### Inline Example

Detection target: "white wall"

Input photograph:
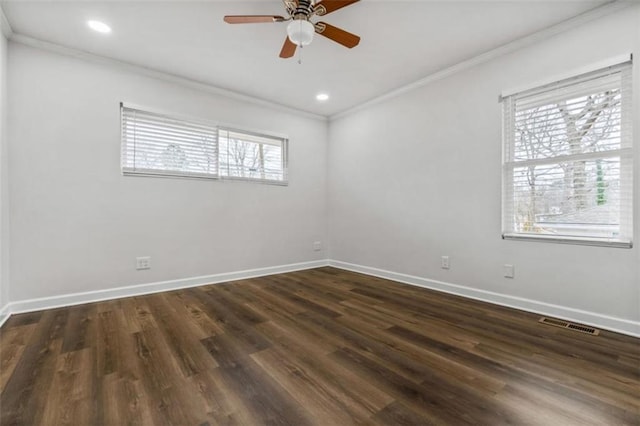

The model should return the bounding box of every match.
[0,26,8,314]
[8,42,328,302]
[328,6,640,325]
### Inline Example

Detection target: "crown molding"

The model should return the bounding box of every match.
[9,33,327,122]
[0,3,13,38]
[330,0,634,121]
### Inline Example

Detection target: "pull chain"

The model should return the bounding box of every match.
[298,45,303,65]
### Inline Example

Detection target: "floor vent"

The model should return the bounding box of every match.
[539,317,600,335]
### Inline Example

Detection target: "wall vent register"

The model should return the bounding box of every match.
[539,317,600,336]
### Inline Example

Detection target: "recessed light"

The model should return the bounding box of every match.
[316,93,329,101]
[87,20,112,34]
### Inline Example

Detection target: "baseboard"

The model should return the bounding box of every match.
[4,259,329,319]
[3,258,638,338]
[0,303,10,328]
[328,260,640,338]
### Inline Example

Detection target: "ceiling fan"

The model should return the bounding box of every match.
[224,0,361,58]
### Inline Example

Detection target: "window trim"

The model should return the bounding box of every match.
[502,233,633,249]
[120,103,289,185]
[500,60,633,248]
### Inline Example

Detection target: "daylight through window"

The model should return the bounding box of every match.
[219,129,287,182]
[121,105,288,184]
[501,60,633,247]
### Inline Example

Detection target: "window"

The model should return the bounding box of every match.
[121,105,288,184]
[219,128,287,182]
[121,106,219,179]
[501,60,633,247]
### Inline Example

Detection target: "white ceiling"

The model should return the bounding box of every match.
[1,0,610,117]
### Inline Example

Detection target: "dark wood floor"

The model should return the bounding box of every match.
[1,267,638,425]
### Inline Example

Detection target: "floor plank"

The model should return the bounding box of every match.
[1,267,638,425]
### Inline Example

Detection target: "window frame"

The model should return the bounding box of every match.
[120,103,289,185]
[217,126,289,185]
[500,59,633,248]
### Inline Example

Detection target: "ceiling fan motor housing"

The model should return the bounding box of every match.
[293,0,315,18]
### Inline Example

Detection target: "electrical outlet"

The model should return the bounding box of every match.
[503,264,514,278]
[313,241,322,251]
[441,256,450,269]
[136,256,151,270]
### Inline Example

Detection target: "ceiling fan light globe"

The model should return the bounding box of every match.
[286,19,314,46]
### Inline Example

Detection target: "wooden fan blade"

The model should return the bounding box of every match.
[279,37,297,58]
[315,22,360,48]
[314,0,359,16]
[223,15,286,24]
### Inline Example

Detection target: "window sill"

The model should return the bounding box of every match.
[122,170,288,186]
[502,233,633,249]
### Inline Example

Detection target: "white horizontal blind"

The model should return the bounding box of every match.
[502,61,633,247]
[121,106,288,184]
[219,128,287,183]
[122,106,219,178]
